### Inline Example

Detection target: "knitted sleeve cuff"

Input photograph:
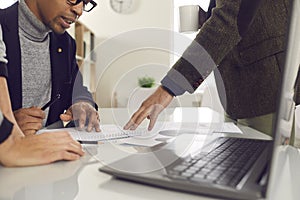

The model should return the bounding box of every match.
[0,62,8,78]
[0,115,13,144]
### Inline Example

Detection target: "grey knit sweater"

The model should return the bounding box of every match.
[19,0,52,124]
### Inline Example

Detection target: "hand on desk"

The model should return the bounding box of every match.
[14,107,45,136]
[0,131,85,167]
[60,101,101,132]
[124,86,174,131]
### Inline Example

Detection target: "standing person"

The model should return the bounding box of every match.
[0,0,100,135]
[124,0,292,135]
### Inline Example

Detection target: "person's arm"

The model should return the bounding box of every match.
[0,78,85,167]
[162,0,263,95]
[125,0,263,130]
[161,0,241,96]
[0,25,9,83]
[0,129,85,167]
[125,0,241,130]
[0,77,23,135]
[0,111,13,144]
[59,37,100,132]
[0,31,85,167]
[0,112,3,124]
[1,25,25,140]
[0,25,7,65]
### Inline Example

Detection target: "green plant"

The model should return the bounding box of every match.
[138,76,155,88]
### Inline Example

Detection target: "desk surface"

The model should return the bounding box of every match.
[0,107,299,200]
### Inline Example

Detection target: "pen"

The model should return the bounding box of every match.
[78,140,99,145]
[41,94,61,111]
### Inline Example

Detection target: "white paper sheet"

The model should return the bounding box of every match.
[37,122,241,147]
[151,122,242,135]
[37,124,148,142]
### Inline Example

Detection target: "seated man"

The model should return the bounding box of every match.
[0,3,84,167]
[0,77,85,167]
[0,0,100,135]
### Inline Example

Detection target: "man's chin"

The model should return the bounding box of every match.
[48,24,67,35]
[52,28,66,35]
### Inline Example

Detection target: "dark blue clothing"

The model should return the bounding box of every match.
[0,3,96,126]
[0,113,13,144]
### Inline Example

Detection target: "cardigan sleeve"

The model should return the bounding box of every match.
[69,38,98,110]
[0,111,3,125]
[0,25,8,64]
[161,0,263,96]
[0,111,13,144]
[0,25,8,78]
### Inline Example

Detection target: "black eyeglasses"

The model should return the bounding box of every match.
[67,0,97,12]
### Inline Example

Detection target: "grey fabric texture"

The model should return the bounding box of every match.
[0,25,7,64]
[162,0,291,119]
[19,0,51,124]
[0,110,3,125]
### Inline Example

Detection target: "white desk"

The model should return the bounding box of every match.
[0,107,299,200]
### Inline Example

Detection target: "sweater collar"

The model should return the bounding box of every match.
[18,0,51,42]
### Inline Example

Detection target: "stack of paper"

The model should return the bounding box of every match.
[37,122,242,147]
[37,124,147,142]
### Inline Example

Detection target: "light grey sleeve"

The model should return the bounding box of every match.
[161,74,187,96]
[0,110,3,125]
[0,25,8,64]
[0,25,6,125]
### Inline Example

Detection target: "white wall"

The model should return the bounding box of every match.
[79,0,173,39]
[77,0,222,112]
[78,0,173,107]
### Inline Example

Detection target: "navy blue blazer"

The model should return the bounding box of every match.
[0,3,96,126]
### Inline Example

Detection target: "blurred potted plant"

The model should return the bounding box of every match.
[138,76,155,88]
[127,76,156,113]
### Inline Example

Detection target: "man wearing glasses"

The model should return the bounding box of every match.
[0,0,100,135]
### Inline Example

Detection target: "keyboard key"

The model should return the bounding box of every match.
[172,165,187,172]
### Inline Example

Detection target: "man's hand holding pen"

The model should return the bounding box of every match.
[13,94,61,136]
[60,101,101,132]
[13,95,100,135]
[14,107,45,136]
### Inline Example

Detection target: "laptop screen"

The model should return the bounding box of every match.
[267,0,300,196]
[272,0,299,148]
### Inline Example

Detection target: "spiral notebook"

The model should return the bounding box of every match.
[37,124,147,142]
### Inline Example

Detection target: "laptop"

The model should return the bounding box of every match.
[99,1,299,199]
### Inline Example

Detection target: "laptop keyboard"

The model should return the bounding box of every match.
[167,137,269,188]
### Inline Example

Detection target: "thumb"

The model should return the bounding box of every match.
[60,113,73,122]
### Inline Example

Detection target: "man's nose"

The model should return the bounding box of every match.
[71,2,83,17]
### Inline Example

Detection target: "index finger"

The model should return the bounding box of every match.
[124,107,150,130]
[74,111,87,130]
[27,107,46,119]
[86,113,101,132]
[123,108,142,130]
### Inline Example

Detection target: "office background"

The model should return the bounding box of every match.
[67,0,222,112]
[1,0,221,111]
